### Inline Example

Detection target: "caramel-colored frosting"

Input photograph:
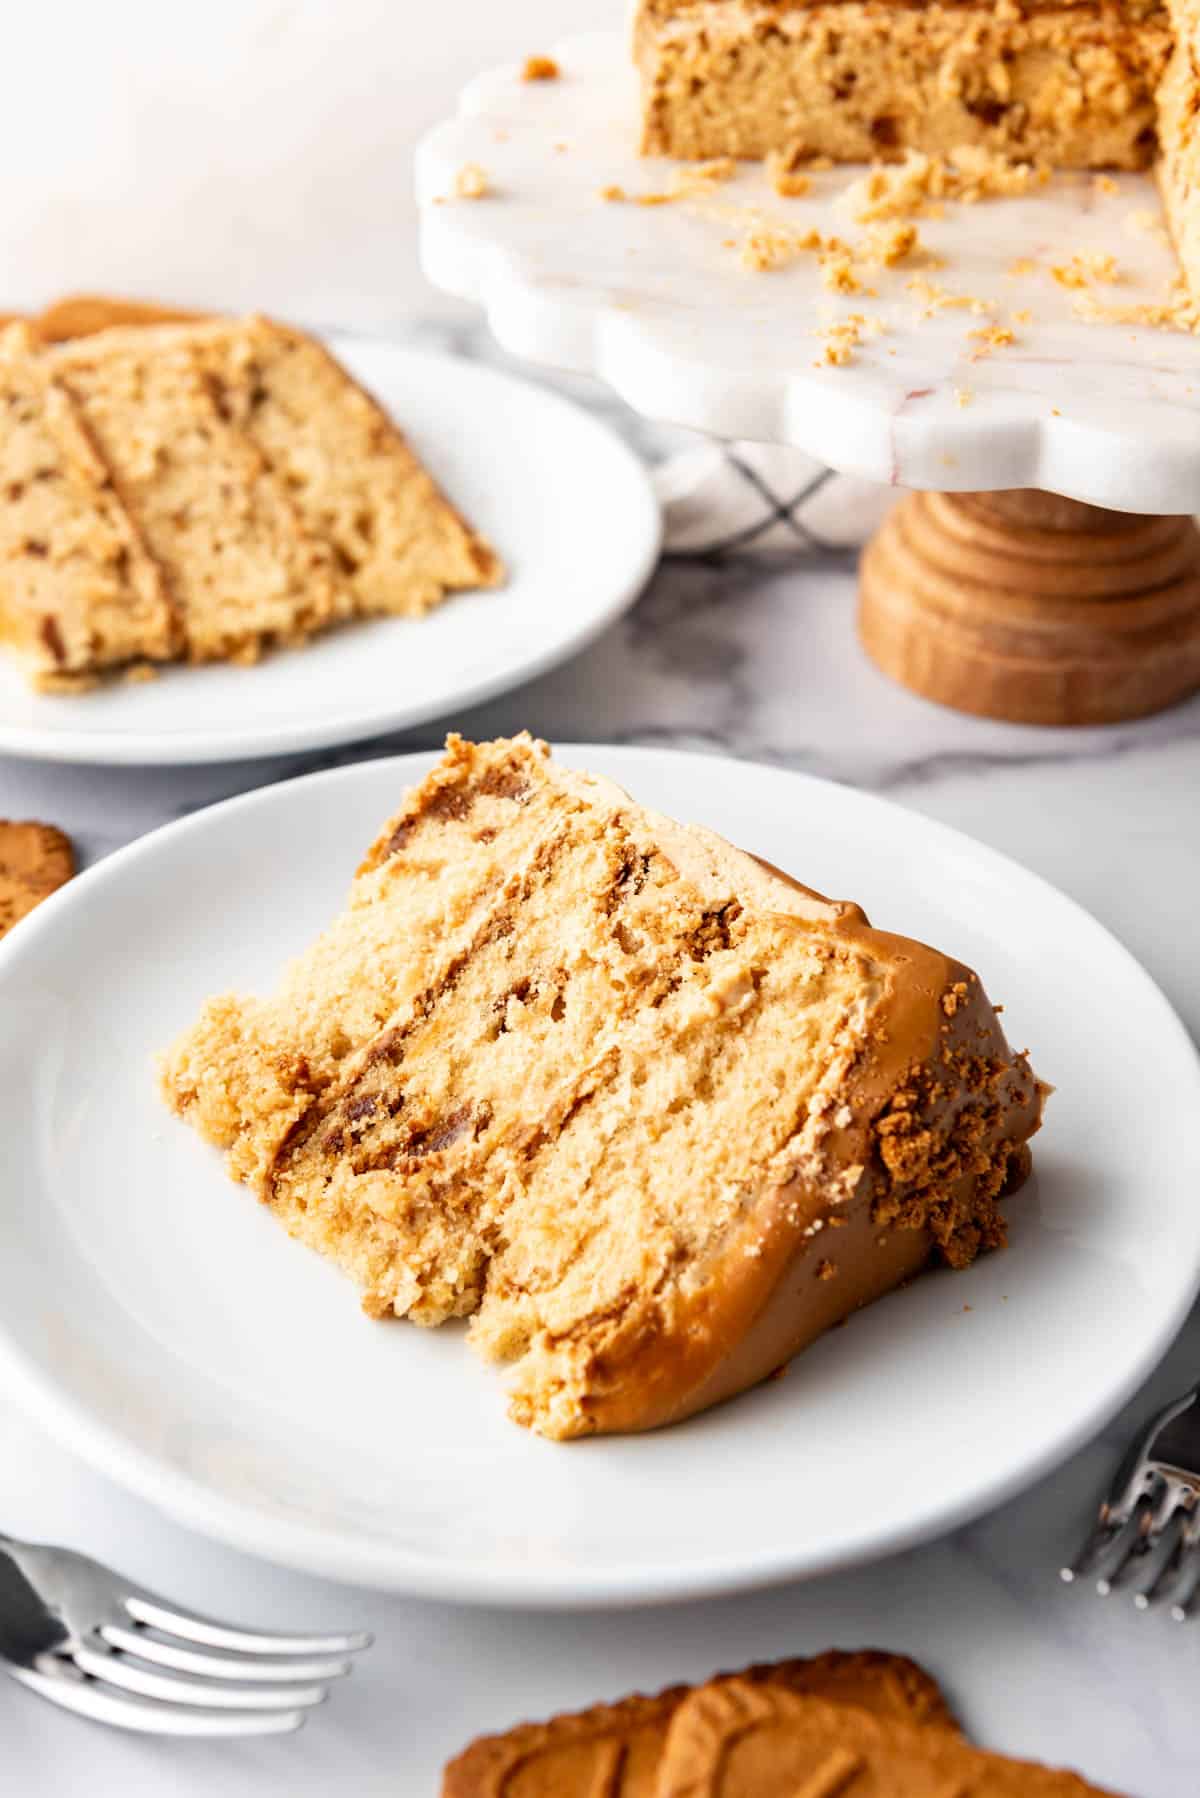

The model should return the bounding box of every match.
[561,855,1043,1436]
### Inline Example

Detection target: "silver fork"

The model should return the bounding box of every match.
[0,1532,370,1735]
[1060,1382,1200,1620]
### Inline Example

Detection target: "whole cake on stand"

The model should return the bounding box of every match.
[417,23,1200,724]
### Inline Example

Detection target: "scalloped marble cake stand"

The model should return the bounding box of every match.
[416,31,1200,725]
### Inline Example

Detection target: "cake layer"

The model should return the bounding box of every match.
[635,0,1172,167]
[48,330,349,664]
[0,329,176,683]
[162,736,1044,1439]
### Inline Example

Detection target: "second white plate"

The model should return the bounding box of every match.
[0,343,660,764]
[1,747,1198,1604]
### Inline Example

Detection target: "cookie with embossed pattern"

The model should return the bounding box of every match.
[656,1682,1124,1797]
[441,1649,957,1797]
[0,820,75,940]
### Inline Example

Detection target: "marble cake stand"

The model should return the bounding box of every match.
[415,31,1200,724]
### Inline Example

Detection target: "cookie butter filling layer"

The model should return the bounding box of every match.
[162,736,1045,1439]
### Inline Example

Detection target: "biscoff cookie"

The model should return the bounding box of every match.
[656,1683,1123,1797]
[441,1650,957,1797]
[0,821,75,939]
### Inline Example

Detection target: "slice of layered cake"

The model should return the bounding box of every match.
[633,1,1173,169]
[161,735,1044,1439]
[0,313,500,687]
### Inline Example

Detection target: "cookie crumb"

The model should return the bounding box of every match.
[905,276,979,318]
[767,145,812,198]
[842,146,1045,224]
[1050,252,1120,289]
[815,313,885,365]
[605,159,738,209]
[968,323,1016,358]
[454,162,490,201]
[521,55,559,82]
[820,252,862,295]
[863,221,922,267]
[741,223,822,272]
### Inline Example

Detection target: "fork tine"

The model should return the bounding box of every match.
[70,1643,328,1711]
[11,1665,306,1737]
[124,1596,371,1657]
[1094,1497,1158,1594]
[1060,1510,1123,1584]
[1168,1516,1200,1621]
[1132,1508,1190,1610]
[100,1623,352,1684]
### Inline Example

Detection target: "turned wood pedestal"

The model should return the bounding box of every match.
[858,490,1200,726]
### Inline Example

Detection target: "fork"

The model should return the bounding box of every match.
[1060,1381,1200,1620]
[0,1532,370,1735]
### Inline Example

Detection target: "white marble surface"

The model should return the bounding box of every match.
[417,32,1200,512]
[1,316,1199,1794]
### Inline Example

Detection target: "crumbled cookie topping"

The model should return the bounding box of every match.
[453,162,490,200]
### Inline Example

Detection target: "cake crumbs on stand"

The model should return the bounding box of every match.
[521,54,560,82]
[600,158,737,207]
[766,145,812,198]
[814,314,887,367]
[453,162,491,200]
[968,323,1016,357]
[839,148,1049,225]
[1050,252,1121,289]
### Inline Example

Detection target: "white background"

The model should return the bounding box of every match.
[0,0,609,328]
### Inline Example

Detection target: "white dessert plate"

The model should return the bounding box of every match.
[1,746,1198,1606]
[0,343,659,765]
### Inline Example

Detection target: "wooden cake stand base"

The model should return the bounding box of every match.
[858,490,1200,726]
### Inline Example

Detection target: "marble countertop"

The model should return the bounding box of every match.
[2,319,1199,1796]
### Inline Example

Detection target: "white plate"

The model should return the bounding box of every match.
[1,747,1198,1606]
[0,344,660,765]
